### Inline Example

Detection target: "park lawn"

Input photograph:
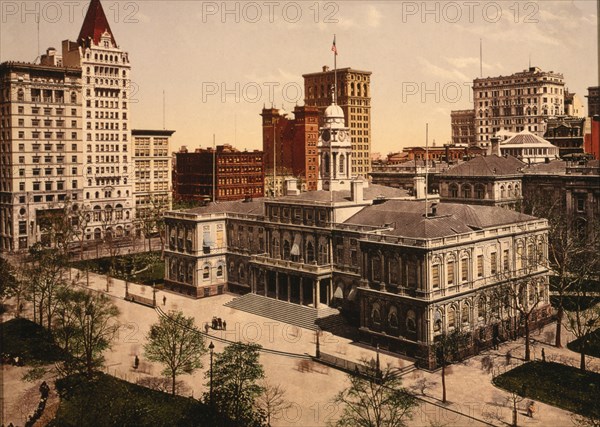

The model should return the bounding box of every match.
[71,251,164,286]
[0,318,66,364]
[567,329,600,358]
[50,373,230,427]
[493,361,600,419]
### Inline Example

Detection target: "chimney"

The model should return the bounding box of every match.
[351,179,364,203]
[413,175,426,199]
[284,178,298,196]
[490,137,501,156]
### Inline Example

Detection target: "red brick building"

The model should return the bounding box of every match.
[261,105,319,192]
[174,145,264,202]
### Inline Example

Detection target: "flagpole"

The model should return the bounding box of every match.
[334,35,337,104]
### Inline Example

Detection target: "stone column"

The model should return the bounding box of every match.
[314,279,321,308]
[275,272,280,300]
[287,275,291,303]
[299,277,304,305]
[264,271,268,297]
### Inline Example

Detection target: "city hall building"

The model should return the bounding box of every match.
[164,94,552,368]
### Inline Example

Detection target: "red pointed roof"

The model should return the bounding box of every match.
[78,0,116,47]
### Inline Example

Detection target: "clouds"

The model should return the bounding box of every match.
[417,57,470,82]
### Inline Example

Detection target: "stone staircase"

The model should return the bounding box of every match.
[224,293,321,331]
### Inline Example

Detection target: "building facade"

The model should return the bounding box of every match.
[62,0,135,240]
[500,131,560,163]
[304,67,372,178]
[451,109,477,146]
[473,67,565,146]
[132,129,175,222]
[174,145,264,202]
[261,105,319,192]
[0,61,83,251]
[586,86,600,117]
[544,116,586,158]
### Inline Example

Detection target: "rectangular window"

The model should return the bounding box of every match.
[490,252,497,275]
[432,264,440,289]
[447,261,455,285]
[477,255,484,278]
[461,258,468,282]
[503,249,509,271]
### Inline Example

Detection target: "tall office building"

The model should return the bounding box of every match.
[473,67,565,146]
[132,130,175,222]
[0,58,83,251]
[586,86,600,117]
[451,109,476,146]
[303,67,372,178]
[62,0,135,239]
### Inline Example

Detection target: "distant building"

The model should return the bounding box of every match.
[500,131,560,163]
[543,116,586,158]
[586,86,600,117]
[0,60,84,252]
[304,67,373,178]
[451,109,476,146]
[370,161,447,195]
[439,154,524,209]
[401,145,487,163]
[174,145,264,202]
[584,115,600,159]
[261,105,319,192]
[132,130,175,222]
[473,67,565,145]
[564,91,586,117]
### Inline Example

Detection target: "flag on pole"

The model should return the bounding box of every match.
[331,36,338,55]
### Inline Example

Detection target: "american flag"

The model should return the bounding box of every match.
[331,36,338,55]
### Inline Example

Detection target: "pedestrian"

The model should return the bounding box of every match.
[541,348,546,362]
[527,401,536,418]
[134,355,139,369]
[204,323,209,334]
[212,317,217,329]
[217,318,222,330]
[223,320,227,330]
[163,295,166,306]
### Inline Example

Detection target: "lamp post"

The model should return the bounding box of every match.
[376,343,381,379]
[208,341,215,405]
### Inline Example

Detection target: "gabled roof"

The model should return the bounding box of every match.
[78,0,116,47]
[344,201,538,239]
[442,155,524,177]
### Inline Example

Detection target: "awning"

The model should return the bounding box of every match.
[334,286,344,299]
[290,234,301,256]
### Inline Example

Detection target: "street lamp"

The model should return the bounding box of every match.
[376,343,381,379]
[208,341,215,404]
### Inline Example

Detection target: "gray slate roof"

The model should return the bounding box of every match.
[344,200,538,239]
[442,155,524,177]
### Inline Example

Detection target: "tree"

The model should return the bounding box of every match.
[65,289,120,376]
[331,358,417,427]
[205,342,265,426]
[256,380,291,427]
[564,291,600,371]
[435,330,469,403]
[144,310,207,395]
[137,196,168,254]
[25,243,69,329]
[0,257,18,307]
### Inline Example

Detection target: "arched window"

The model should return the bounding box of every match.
[462,184,472,199]
[272,237,280,258]
[406,310,416,332]
[324,153,330,173]
[203,266,210,280]
[306,241,315,263]
[500,186,506,198]
[449,184,459,198]
[318,243,328,265]
[477,296,486,321]
[475,184,485,199]
[283,240,291,260]
[216,265,223,277]
[17,89,24,102]
[71,92,77,104]
[339,154,345,173]
[371,303,381,325]
[447,306,456,329]
[434,310,442,333]
[388,306,399,328]
[461,303,470,324]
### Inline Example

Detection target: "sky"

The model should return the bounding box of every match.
[1,0,598,155]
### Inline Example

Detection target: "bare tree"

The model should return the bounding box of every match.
[256,380,291,427]
[564,291,600,371]
[435,330,469,403]
[332,358,417,427]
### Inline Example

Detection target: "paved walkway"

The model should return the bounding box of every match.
[2,266,597,426]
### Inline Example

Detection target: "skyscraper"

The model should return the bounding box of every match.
[62,0,135,240]
[303,66,372,178]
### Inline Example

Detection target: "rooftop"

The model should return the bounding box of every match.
[442,155,524,177]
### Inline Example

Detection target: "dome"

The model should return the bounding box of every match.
[324,103,344,119]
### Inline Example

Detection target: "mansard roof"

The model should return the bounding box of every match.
[78,0,117,46]
[442,154,524,177]
[344,201,538,239]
